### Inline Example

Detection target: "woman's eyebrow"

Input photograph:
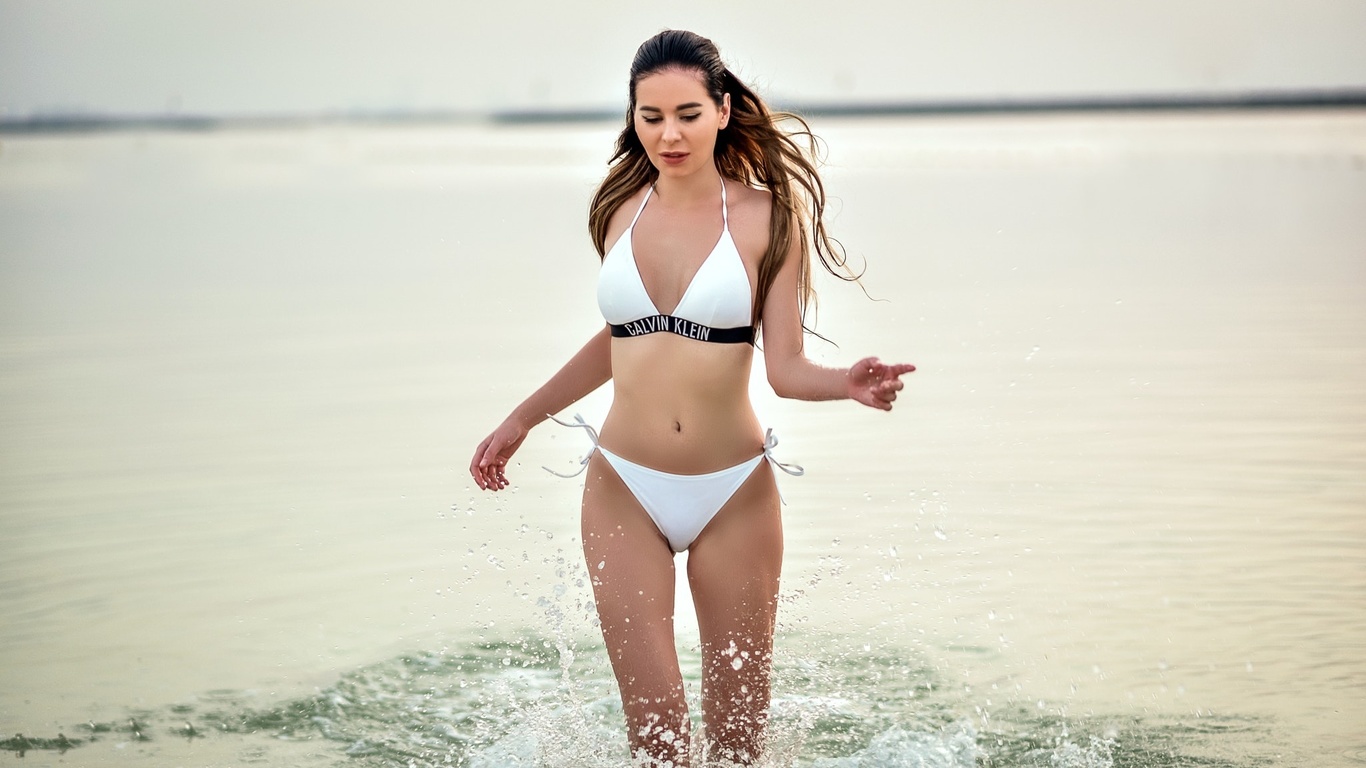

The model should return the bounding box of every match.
[637,102,705,112]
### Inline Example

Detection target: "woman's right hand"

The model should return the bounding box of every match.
[470,417,529,491]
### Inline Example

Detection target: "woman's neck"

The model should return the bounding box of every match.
[653,165,722,206]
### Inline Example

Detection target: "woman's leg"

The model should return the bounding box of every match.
[582,452,691,767]
[686,462,783,766]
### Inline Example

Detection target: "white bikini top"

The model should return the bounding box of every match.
[597,178,755,345]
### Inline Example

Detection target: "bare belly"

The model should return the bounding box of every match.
[600,334,763,474]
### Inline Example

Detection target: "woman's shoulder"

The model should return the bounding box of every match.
[613,183,654,222]
[602,184,653,251]
[726,180,770,209]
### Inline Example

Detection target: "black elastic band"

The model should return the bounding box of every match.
[610,315,754,345]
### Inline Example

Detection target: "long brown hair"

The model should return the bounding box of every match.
[589,29,857,336]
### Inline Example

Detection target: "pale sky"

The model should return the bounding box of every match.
[2,0,1364,118]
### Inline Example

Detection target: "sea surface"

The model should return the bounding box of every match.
[1,111,1363,767]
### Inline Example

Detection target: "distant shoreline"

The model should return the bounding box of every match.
[3,88,1364,134]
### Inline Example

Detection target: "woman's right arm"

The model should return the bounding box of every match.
[469,325,612,491]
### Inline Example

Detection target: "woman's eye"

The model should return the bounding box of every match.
[681,114,700,122]
[641,117,662,124]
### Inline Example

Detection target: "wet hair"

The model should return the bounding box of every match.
[589,29,857,337]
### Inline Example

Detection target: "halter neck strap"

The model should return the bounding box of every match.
[628,186,654,229]
[719,177,729,229]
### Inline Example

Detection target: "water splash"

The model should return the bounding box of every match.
[7,635,1270,767]
[1046,736,1116,768]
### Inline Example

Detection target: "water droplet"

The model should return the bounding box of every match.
[1024,345,1040,362]
[731,657,744,670]
[934,527,948,541]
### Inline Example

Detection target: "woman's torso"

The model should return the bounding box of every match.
[596,178,769,473]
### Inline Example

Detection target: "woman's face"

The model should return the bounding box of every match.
[633,68,730,178]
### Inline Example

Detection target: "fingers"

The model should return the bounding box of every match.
[477,466,508,491]
[874,363,915,385]
[469,437,491,486]
[470,435,511,491]
[853,358,916,387]
[869,360,915,413]
[875,381,898,409]
[481,449,509,491]
[859,364,912,412]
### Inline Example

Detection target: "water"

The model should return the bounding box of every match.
[1,111,1363,766]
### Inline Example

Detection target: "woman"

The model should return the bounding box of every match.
[470,30,914,767]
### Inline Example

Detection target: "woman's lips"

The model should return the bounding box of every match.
[660,151,689,166]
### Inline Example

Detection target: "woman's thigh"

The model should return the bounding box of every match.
[688,461,783,634]
[686,462,783,736]
[581,452,682,696]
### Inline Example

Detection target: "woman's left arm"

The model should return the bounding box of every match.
[761,236,915,411]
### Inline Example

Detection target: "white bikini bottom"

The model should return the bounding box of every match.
[545,414,803,553]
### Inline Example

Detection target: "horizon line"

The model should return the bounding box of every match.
[3,88,1364,134]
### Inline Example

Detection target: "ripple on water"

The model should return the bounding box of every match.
[4,633,1290,767]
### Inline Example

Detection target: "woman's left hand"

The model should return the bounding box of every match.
[847,356,916,411]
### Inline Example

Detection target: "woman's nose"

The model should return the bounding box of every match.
[662,119,682,142]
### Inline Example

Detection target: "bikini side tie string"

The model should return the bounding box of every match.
[762,428,805,477]
[541,413,600,478]
[762,428,804,505]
